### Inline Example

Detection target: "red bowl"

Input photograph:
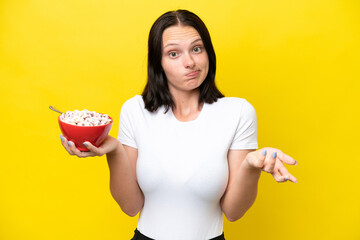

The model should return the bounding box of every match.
[58,116,113,152]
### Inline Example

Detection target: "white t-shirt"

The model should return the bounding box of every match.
[118,95,258,240]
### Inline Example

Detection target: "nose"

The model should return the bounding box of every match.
[183,53,195,69]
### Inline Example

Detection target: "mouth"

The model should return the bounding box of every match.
[185,70,200,78]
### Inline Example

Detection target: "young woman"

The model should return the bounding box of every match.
[60,9,297,240]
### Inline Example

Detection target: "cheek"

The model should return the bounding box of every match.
[197,53,209,66]
[162,60,180,78]
[161,60,171,77]
[199,55,209,73]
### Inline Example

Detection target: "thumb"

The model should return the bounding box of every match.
[83,141,105,156]
[248,148,267,169]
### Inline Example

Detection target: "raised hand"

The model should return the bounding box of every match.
[245,147,297,183]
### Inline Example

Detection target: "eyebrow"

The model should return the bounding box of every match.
[163,38,203,49]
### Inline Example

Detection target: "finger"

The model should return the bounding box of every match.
[60,135,75,155]
[279,166,297,183]
[67,140,78,155]
[262,151,277,173]
[67,141,96,158]
[74,145,97,158]
[83,141,105,156]
[278,166,298,183]
[277,151,297,166]
[249,149,267,169]
[272,169,287,183]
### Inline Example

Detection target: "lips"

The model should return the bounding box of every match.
[185,70,200,77]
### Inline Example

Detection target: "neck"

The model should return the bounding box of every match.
[171,89,203,121]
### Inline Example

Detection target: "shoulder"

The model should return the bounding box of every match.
[213,97,256,113]
[119,95,147,121]
[121,95,145,113]
[122,95,144,108]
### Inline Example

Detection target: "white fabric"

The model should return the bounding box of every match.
[117,95,258,240]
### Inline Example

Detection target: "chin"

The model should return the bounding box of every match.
[185,79,202,89]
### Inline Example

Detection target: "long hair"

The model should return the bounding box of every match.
[142,9,224,113]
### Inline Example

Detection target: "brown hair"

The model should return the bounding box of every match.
[142,9,224,113]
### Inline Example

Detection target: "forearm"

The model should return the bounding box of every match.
[221,159,261,222]
[106,142,144,217]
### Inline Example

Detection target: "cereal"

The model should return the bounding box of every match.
[60,110,111,126]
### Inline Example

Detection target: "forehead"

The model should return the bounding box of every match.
[162,25,201,47]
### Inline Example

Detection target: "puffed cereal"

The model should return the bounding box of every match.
[60,110,111,126]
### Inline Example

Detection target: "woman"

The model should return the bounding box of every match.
[60,9,297,240]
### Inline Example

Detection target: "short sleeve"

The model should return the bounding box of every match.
[229,100,258,150]
[117,100,138,149]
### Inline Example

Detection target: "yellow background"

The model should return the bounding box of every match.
[1,0,359,239]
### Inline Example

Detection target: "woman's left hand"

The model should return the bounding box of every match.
[245,147,298,183]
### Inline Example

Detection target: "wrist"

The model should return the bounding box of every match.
[107,139,125,158]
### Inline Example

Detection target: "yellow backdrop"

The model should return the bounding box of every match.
[1,0,359,239]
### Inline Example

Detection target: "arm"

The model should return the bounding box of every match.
[221,148,298,222]
[106,141,144,217]
[61,135,144,217]
[220,149,260,222]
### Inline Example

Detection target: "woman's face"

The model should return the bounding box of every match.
[161,25,209,94]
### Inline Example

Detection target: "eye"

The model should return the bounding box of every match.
[169,51,178,58]
[193,46,202,53]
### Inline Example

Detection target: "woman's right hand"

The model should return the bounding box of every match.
[60,135,121,158]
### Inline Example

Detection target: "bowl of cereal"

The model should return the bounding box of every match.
[58,109,113,151]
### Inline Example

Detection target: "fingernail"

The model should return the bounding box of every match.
[68,141,71,147]
[262,150,267,156]
[294,161,298,166]
[83,142,88,147]
[285,178,289,181]
[60,135,64,142]
[272,152,277,158]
